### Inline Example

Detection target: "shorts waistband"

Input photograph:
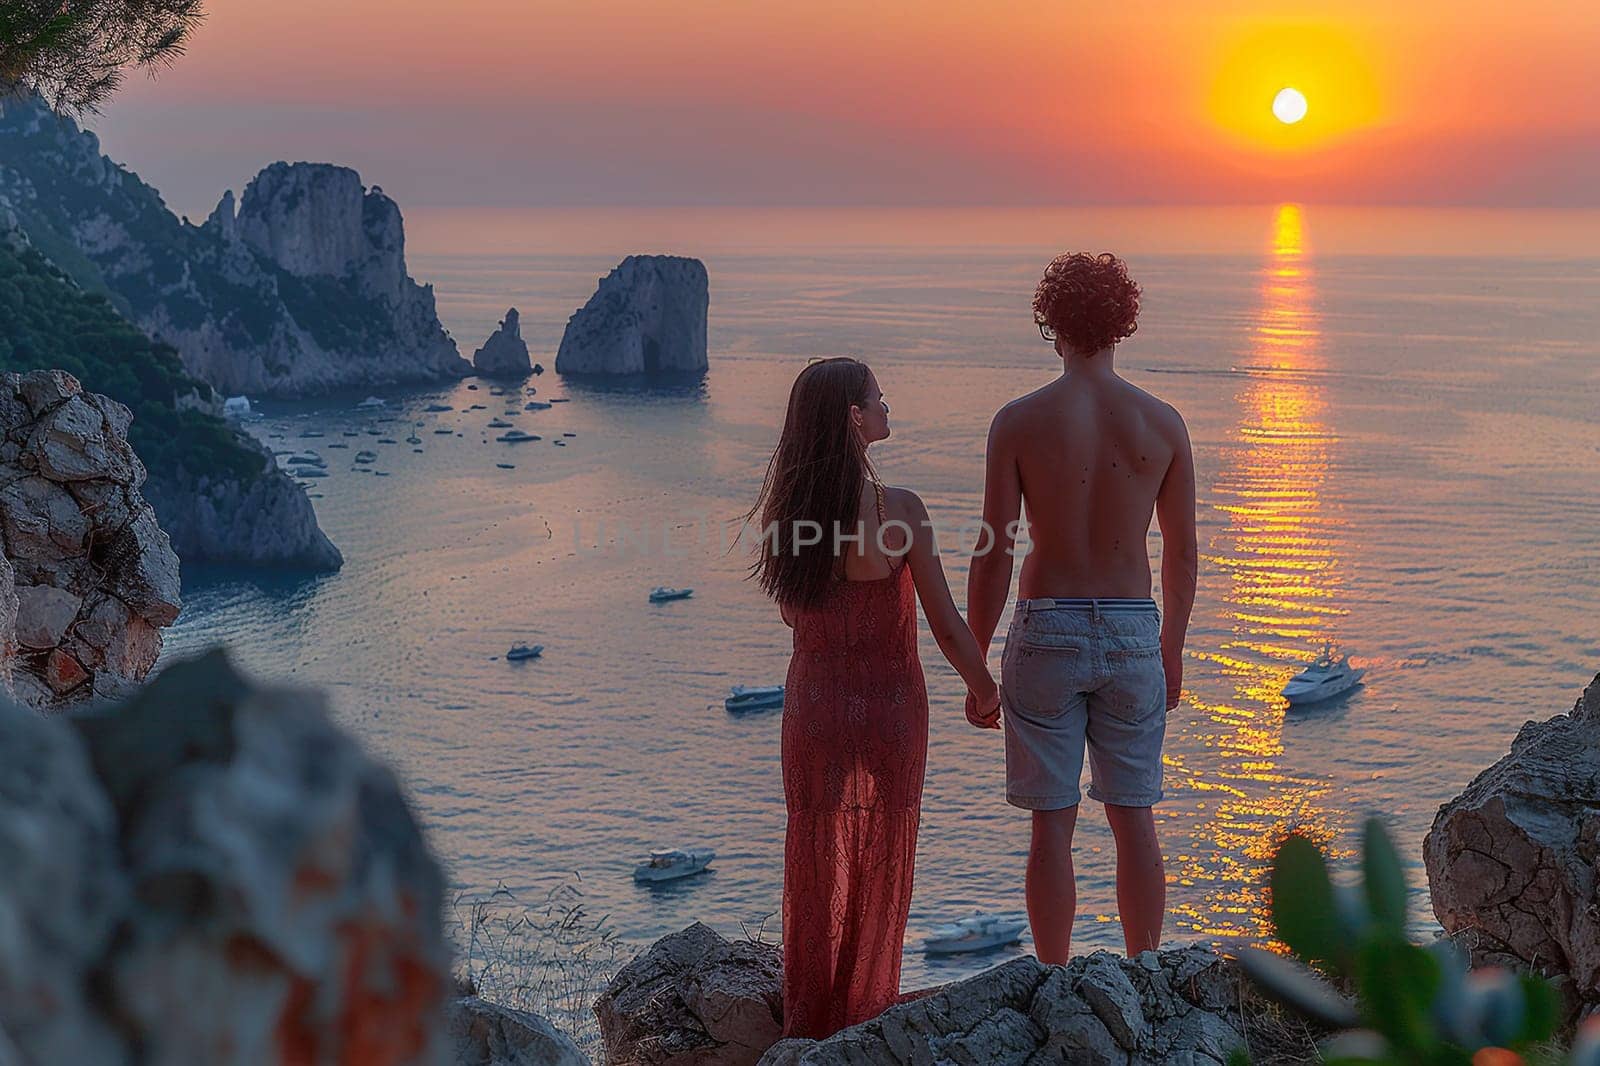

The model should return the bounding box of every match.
[1017,597,1157,613]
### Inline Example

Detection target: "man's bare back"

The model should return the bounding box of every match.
[1004,372,1187,601]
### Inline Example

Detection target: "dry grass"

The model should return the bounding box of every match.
[448,877,623,1056]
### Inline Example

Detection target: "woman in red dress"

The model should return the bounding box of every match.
[749,357,1000,1039]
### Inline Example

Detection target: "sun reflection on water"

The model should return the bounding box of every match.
[1168,203,1348,942]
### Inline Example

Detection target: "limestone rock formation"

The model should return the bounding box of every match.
[555,256,708,376]
[0,650,452,1064]
[142,431,343,571]
[473,308,533,378]
[449,997,589,1066]
[0,92,470,397]
[761,949,1250,1066]
[0,209,342,575]
[0,370,182,705]
[1424,670,1600,1015]
[595,922,783,1066]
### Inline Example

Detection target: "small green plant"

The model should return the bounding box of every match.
[1234,817,1600,1066]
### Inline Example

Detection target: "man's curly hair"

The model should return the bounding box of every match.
[1032,252,1142,356]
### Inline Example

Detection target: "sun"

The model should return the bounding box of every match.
[1272,87,1308,125]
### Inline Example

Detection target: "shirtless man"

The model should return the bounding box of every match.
[965,252,1198,963]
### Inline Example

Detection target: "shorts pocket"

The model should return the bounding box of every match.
[1099,646,1166,725]
[1002,641,1083,718]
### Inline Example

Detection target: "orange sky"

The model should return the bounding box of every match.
[98,0,1600,213]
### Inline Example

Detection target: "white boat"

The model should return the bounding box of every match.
[497,429,541,443]
[633,847,715,883]
[506,644,544,661]
[356,395,387,409]
[923,912,1028,956]
[649,586,694,603]
[1282,646,1365,705]
[725,685,784,713]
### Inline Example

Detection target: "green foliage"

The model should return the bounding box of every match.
[0,239,262,483]
[1238,818,1599,1066]
[0,0,205,117]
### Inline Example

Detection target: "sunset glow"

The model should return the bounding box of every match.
[92,0,1600,211]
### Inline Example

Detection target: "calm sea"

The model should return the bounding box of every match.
[162,205,1600,987]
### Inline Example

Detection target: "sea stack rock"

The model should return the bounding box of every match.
[556,255,708,376]
[0,370,182,707]
[472,307,532,378]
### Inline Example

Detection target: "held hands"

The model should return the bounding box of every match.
[965,674,1001,730]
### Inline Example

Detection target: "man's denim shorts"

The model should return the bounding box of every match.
[1000,597,1167,810]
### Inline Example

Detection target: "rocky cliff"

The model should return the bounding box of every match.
[556,255,708,376]
[0,226,341,572]
[141,431,343,571]
[0,370,183,706]
[0,91,469,397]
[473,307,532,378]
[1424,670,1600,1017]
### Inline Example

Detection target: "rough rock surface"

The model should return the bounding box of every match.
[595,922,783,1066]
[600,925,1257,1066]
[473,308,532,378]
[1425,670,1600,1014]
[0,553,16,692]
[0,649,452,1065]
[0,93,470,397]
[759,949,1247,1066]
[0,370,182,705]
[142,431,343,571]
[449,996,589,1066]
[555,256,708,376]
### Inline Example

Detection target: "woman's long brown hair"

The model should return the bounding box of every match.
[748,357,878,610]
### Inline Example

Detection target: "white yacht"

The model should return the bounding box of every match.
[633,847,715,883]
[1282,646,1365,705]
[649,586,694,603]
[725,685,785,713]
[923,912,1028,956]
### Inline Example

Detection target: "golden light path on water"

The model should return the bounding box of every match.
[1167,204,1347,942]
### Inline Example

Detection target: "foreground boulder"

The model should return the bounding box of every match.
[0,369,182,705]
[449,996,588,1066]
[762,949,1250,1066]
[595,922,783,1066]
[473,308,533,378]
[1425,670,1600,1015]
[555,256,708,376]
[0,649,451,1064]
[598,924,1283,1066]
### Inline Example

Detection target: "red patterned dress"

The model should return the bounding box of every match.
[780,546,928,1039]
